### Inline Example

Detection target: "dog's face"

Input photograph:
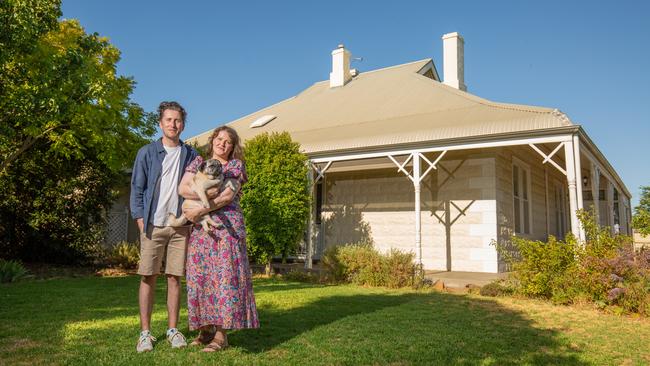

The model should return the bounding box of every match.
[198,159,223,179]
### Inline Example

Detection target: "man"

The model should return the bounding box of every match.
[130,101,198,352]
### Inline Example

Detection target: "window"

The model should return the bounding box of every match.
[512,160,532,234]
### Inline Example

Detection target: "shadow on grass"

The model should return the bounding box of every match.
[1,276,587,365]
[230,282,587,365]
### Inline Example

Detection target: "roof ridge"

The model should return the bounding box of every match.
[312,58,433,85]
[426,78,558,115]
[358,58,432,76]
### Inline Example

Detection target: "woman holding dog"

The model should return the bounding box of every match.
[178,126,259,352]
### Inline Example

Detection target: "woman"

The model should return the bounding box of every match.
[179,126,259,352]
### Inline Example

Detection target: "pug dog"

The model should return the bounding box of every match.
[168,159,224,231]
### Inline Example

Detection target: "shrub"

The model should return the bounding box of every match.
[480,280,514,297]
[0,259,29,283]
[384,249,416,288]
[337,244,386,286]
[618,276,650,316]
[321,245,346,282]
[321,243,416,288]
[283,270,318,283]
[107,241,140,269]
[498,210,650,315]
[508,234,578,298]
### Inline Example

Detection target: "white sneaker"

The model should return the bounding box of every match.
[136,331,156,353]
[167,328,187,349]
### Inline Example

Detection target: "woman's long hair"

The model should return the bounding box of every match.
[205,126,244,162]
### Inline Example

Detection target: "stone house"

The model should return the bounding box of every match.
[185,32,631,273]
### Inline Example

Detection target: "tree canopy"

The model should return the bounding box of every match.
[241,132,311,269]
[0,0,155,177]
[0,0,156,263]
[633,186,650,237]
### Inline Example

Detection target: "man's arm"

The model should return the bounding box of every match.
[130,148,147,232]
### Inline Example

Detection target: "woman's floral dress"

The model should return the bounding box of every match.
[185,156,259,330]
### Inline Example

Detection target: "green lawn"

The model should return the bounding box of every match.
[1,276,649,365]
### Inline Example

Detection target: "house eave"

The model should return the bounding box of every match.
[307,125,580,161]
[576,126,631,198]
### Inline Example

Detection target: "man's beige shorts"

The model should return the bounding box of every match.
[137,225,190,277]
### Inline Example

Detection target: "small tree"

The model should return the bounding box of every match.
[633,186,650,237]
[241,132,310,273]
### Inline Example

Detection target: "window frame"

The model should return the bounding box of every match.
[512,157,533,235]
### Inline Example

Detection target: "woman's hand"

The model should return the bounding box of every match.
[183,206,206,223]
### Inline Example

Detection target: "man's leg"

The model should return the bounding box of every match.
[136,226,165,352]
[164,226,189,348]
[166,274,181,328]
[139,275,158,331]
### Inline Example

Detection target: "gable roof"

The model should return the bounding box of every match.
[189,58,573,155]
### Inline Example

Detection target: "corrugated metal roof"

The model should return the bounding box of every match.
[189,59,572,154]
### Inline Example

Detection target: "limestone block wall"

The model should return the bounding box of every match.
[320,150,499,273]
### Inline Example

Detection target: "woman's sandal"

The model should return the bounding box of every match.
[202,338,228,352]
[190,328,216,346]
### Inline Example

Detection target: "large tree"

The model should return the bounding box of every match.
[633,186,650,237]
[1,1,155,175]
[241,132,311,272]
[0,0,156,262]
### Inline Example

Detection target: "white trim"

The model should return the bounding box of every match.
[388,154,415,183]
[564,138,585,242]
[529,142,567,176]
[305,166,314,269]
[573,135,585,242]
[421,151,447,180]
[311,161,332,185]
[416,60,441,81]
[413,153,422,269]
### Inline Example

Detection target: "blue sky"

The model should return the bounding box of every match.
[61,0,649,206]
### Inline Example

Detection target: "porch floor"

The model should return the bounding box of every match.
[424,270,508,289]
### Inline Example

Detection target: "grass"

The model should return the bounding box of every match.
[1,276,649,365]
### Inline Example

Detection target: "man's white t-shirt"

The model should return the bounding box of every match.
[153,145,182,226]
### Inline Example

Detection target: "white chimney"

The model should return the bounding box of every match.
[330,44,352,88]
[442,32,467,91]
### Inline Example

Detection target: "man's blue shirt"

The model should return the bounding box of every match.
[129,138,199,233]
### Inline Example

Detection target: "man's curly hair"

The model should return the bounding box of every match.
[158,101,187,123]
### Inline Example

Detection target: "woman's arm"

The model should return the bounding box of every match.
[183,178,240,222]
[179,172,224,201]
[178,171,200,200]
